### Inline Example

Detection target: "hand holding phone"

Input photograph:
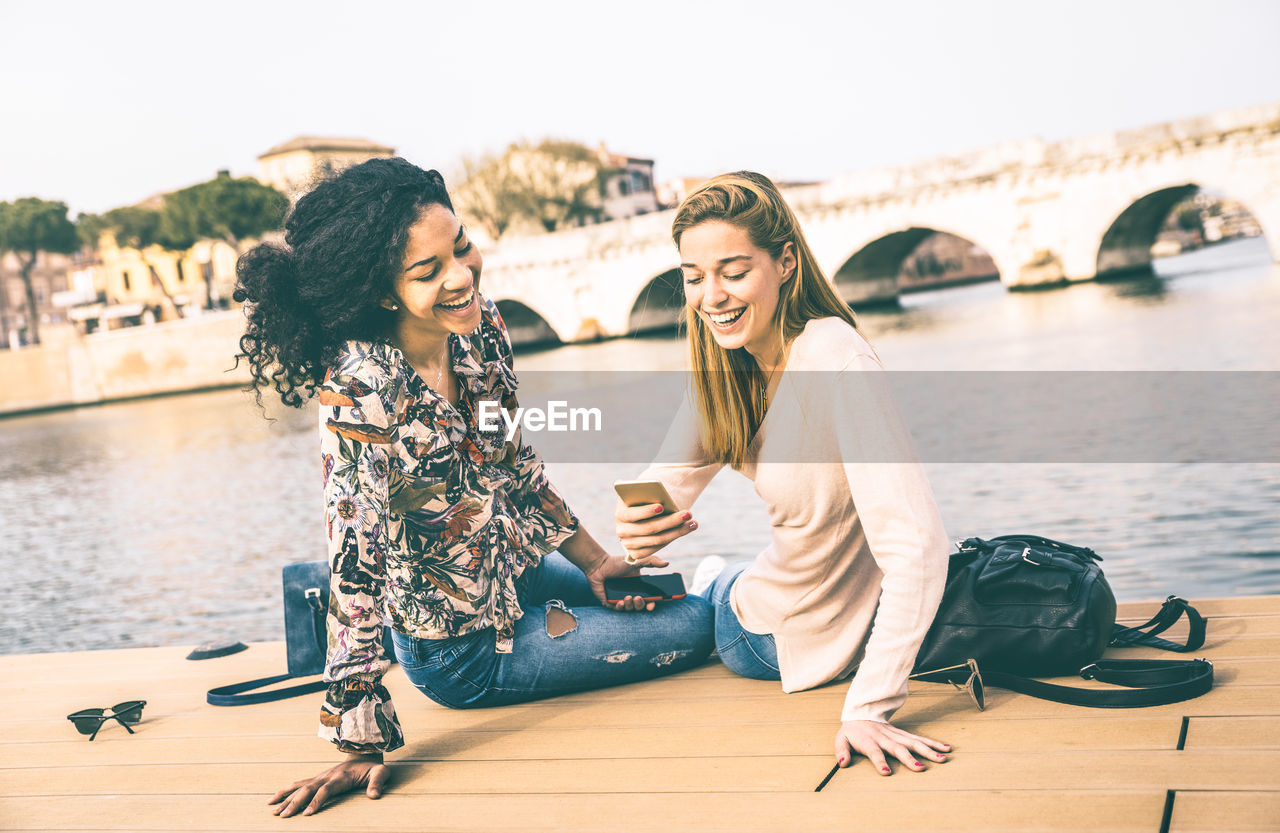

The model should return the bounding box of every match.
[613,480,680,514]
[603,573,687,604]
[613,480,697,563]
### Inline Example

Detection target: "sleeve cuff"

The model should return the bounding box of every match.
[840,707,894,724]
[319,677,404,754]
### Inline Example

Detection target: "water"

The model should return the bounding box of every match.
[3,237,1278,654]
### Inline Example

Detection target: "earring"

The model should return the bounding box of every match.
[386,303,399,311]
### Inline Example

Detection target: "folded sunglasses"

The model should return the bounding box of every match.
[66,700,147,740]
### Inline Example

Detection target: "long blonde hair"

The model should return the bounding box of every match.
[671,171,862,468]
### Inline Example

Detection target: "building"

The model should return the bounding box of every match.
[257,137,396,201]
[1153,191,1265,256]
[0,251,75,347]
[85,232,241,330]
[596,145,660,220]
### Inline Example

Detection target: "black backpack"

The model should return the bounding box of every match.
[914,534,1212,707]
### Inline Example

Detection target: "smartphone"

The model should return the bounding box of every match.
[614,479,680,514]
[604,573,687,603]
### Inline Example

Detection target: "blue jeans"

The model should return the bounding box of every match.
[706,561,781,681]
[391,554,715,708]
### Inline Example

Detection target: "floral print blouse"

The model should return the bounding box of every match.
[316,295,580,754]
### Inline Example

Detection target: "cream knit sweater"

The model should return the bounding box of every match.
[640,317,950,723]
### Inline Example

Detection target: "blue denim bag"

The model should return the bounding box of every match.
[207,560,396,706]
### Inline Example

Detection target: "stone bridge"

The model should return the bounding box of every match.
[479,102,1280,344]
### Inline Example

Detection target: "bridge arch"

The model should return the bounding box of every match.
[831,228,1001,305]
[627,267,686,334]
[1095,184,1200,277]
[1094,184,1273,278]
[492,299,564,348]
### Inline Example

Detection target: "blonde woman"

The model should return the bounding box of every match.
[616,171,953,775]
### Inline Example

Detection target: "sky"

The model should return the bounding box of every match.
[2,0,1279,216]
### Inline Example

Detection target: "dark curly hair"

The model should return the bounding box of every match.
[234,157,454,407]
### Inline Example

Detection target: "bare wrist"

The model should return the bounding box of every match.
[583,550,610,577]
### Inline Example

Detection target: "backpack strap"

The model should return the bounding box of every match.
[206,673,328,706]
[983,658,1213,708]
[1110,596,1206,652]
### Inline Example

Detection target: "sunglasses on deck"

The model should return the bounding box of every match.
[909,658,985,711]
[65,700,147,740]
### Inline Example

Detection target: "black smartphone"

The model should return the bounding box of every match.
[603,573,687,603]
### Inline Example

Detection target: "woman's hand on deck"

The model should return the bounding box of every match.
[268,753,390,817]
[585,553,667,612]
[833,720,950,774]
[615,501,697,561]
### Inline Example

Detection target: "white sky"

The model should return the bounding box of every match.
[3,0,1279,216]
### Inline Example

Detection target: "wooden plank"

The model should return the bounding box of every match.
[1170,790,1280,832]
[5,677,1276,761]
[0,664,783,705]
[1109,634,1280,661]
[1116,596,1280,617]
[0,644,286,676]
[0,710,1184,751]
[0,790,1169,833]
[1113,614,1280,639]
[3,714,1186,770]
[0,755,823,797]
[3,608,1274,707]
[1213,658,1280,686]
[0,645,740,684]
[4,751,1275,799]
[3,596,1275,685]
[1183,716,1280,749]
[10,651,1280,710]
[0,665,954,713]
[19,635,1278,712]
[7,645,1278,721]
[0,594,1268,674]
[817,750,1280,794]
[0,650,736,696]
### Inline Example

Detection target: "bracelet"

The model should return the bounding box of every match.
[341,749,384,762]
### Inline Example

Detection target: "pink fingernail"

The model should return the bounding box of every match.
[680,511,691,520]
[653,505,663,514]
[881,767,891,774]
[688,521,698,530]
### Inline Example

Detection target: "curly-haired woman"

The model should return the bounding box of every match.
[235,158,713,817]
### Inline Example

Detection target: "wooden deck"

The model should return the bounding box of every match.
[3,596,1279,832]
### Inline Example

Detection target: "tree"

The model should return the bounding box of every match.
[159,172,289,308]
[454,139,611,237]
[453,151,524,241]
[0,198,78,345]
[102,205,186,317]
[75,212,110,257]
[513,140,611,232]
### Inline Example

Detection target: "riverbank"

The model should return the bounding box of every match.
[0,312,250,417]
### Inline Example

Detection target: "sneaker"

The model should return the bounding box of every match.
[690,554,728,597]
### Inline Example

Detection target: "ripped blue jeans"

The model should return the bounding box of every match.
[391,554,715,709]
